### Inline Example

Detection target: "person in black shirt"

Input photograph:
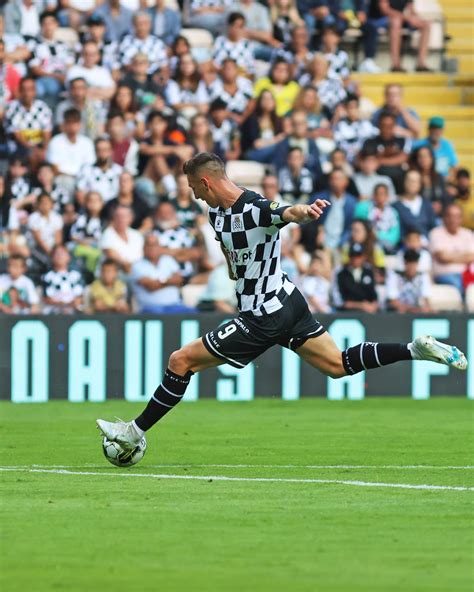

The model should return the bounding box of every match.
[103,171,152,231]
[122,53,166,109]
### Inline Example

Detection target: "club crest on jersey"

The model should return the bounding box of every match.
[215,215,224,231]
[270,201,280,210]
[232,214,243,231]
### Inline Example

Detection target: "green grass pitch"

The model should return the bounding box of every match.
[1,398,473,592]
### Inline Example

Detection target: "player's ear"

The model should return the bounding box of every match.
[201,176,210,191]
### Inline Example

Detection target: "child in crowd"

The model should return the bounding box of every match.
[395,230,432,274]
[301,255,332,313]
[88,259,129,313]
[386,249,432,313]
[0,254,40,314]
[70,190,104,274]
[278,147,314,204]
[28,192,63,264]
[42,245,84,314]
[321,26,350,81]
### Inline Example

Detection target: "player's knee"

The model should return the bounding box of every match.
[168,348,193,375]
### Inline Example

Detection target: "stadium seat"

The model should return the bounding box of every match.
[465,284,474,312]
[226,161,266,187]
[384,256,398,271]
[180,28,214,62]
[428,284,464,312]
[182,283,207,308]
[53,27,79,48]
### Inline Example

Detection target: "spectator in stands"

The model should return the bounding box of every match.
[363,111,410,193]
[241,90,285,161]
[186,0,229,37]
[333,94,378,163]
[208,99,241,162]
[70,190,104,274]
[300,254,331,313]
[0,254,40,314]
[165,54,210,119]
[121,54,165,112]
[42,245,84,314]
[147,0,181,47]
[103,171,152,232]
[88,259,129,313]
[81,14,119,74]
[395,230,432,274]
[415,117,459,179]
[291,86,332,139]
[261,174,283,203]
[235,0,280,60]
[270,0,305,47]
[326,147,355,180]
[106,113,139,176]
[393,170,437,241]
[449,169,473,231]
[0,174,21,240]
[171,174,204,230]
[278,147,314,204]
[28,11,73,108]
[131,233,186,314]
[386,249,432,313]
[272,109,323,180]
[273,25,313,80]
[76,137,122,207]
[333,242,379,313]
[66,41,116,102]
[4,154,33,210]
[410,145,450,217]
[321,25,349,81]
[253,58,300,118]
[28,192,63,261]
[208,59,254,126]
[198,263,237,313]
[311,167,357,249]
[299,54,346,117]
[46,108,95,195]
[429,203,474,295]
[0,38,21,106]
[379,0,432,72]
[371,84,421,139]
[31,161,71,212]
[93,0,133,43]
[189,115,223,160]
[100,204,144,273]
[354,183,400,254]
[4,0,41,38]
[213,12,256,77]
[55,77,106,140]
[353,148,396,201]
[108,84,146,140]
[341,218,385,272]
[5,76,52,167]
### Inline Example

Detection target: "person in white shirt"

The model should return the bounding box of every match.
[300,255,331,313]
[386,249,432,313]
[100,204,144,273]
[0,254,40,314]
[28,192,63,257]
[66,40,115,102]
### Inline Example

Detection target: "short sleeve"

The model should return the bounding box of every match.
[252,198,291,230]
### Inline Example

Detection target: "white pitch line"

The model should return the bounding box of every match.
[1,467,472,492]
[17,463,474,470]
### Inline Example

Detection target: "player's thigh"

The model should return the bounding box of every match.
[169,337,224,374]
[296,332,346,379]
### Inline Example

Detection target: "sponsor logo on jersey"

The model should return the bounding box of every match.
[228,248,253,264]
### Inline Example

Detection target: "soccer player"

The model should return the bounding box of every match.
[97,152,467,450]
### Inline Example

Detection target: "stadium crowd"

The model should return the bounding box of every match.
[0,0,473,315]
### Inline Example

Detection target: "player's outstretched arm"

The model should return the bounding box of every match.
[282,200,331,224]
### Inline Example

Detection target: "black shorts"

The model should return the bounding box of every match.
[202,287,325,368]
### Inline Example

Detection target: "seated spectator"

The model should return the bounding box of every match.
[429,203,474,295]
[333,94,378,163]
[325,147,355,180]
[393,170,437,241]
[81,14,119,73]
[272,24,313,80]
[186,0,229,36]
[241,90,285,160]
[395,230,432,274]
[380,0,431,72]
[42,245,84,314]
[100,204,144,273]
[171,174,204,230]
[31,162,71,213]
[28,192,63,262]
[290,86,331,139]
[0,38,21,105]
[70,190,104,274]
[0,175,21,239]
[55,77,106,140]
[371,84,421,139]
[5,76,52,167]
[131,233,187,314]
[449,169,473,231]
[213,12,255,77]
[272,109,323,179]
[254,59,300,118]
[108,84,146,140]
[341,219,386,274]
[311,168,357,249]
[147,0,181,47]
[103,171,152,232]
[235,0,280,60]
[189,114,223,160]
[106,113,139,176]
[270,0,305,47]
[208,99,241,162]
[278,147,314,204]
[300,254,331,313]
[298,53,346,117]
[165,54,210,120]
[362,111,410,193]
[208,59,254,126]
[4,0,41,37]
[46,108,95,194]
[0,254,40,314]
[118,11,167,75]
[355,183,401,254]
[321,25,349,81]
[353,148,396,201]
[57,0,96,30]
[262,173,283,203]
[76,137,123,206]
[27,11,73,108]
[93,0,133,43]
[410,145,450,217]
[4,154,33,211]
[122,54,165,112]
[153,201,202,280]
[88,259,129,313]
[66,41,116,103]
[386,249,432,313]
[332,242,379,313]
[414,117,458,179]
[198,262,237,313]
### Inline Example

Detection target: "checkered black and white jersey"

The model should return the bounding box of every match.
[118,34,167,73]
[5,99,53,136]
[76,162,123,202]
[333,117,378,163]
[154,224,196,277]
[28,36,74,74]
[208,189,294,315]
[213,37,255,74]
[208,76,253,115]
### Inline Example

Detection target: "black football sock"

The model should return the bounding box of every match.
[134,368,193,431]
[342,343,412,376]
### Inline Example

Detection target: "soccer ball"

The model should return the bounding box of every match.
[102,436,147,467]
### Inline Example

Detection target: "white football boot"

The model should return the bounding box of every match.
[96,418,143,450]
[410,335,467,371]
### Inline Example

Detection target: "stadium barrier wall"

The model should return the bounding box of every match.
[1,314,473,402]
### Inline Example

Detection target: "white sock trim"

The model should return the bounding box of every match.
[132,421,145,438]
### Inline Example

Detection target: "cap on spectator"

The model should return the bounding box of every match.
[404,249,420,263]
[428,116,444,129]
[349,242,365,257]
[87,14,105,26]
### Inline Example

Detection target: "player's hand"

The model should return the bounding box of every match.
[307,199,331,220]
